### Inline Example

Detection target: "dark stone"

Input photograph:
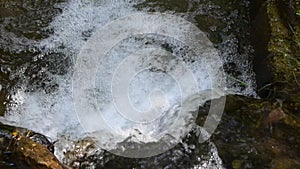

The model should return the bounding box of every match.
[197,95,300,169]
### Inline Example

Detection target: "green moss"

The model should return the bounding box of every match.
[270,158,300,169]
[267,2,294,79]
[263,0,300,103]
[232,160,244,169]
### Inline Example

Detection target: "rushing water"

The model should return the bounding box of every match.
[0,0,256,168]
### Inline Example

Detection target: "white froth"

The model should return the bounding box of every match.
[4,0,139,139]
[1,0,254,167]
[40,0,137,54]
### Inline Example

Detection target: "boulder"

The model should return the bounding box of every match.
[0,122,65,169]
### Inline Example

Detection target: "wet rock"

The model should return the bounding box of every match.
[0,122,65,169]
[247,1,300,167]
[27,132,57,154]
[0,0,64,40]
[252,0,300,101]
[198,95,300,169]
[266,0,300,102]
[134,0,189,13]
[264,107,287,128]
[56,132,223,169]
[270,158,300,169]
[57,136,101,169]
[12,137,64,169]
[134,0,257,96]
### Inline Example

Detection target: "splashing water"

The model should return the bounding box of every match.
[0,0,256,168]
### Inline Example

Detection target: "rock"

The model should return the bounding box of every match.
[232,159,244,169]
[198,95,300,169]
[266,0,300,102]
[134,0,189,13]
[0,122,65,169]
[270,158,300,169]
[13,137,64,169]
[245,1,300,167]
[252,0,300,102]
[264,107,287,128]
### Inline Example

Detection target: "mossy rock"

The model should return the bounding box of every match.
[253,0,300,102]
[270,157,300,169]
[267,0,300,100]
[198,95,300,169]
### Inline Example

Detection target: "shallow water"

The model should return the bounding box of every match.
[0,0,256,168]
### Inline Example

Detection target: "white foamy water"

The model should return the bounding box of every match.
[5,0,139,139]
[0,0,254,168]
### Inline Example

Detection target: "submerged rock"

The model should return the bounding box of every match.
[56,133,224,169]
[134,0,257,96]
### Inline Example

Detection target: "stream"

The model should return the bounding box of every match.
[0,0,257,168]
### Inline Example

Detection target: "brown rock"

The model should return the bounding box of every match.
[13,137,65,169]
[264,107,287,128]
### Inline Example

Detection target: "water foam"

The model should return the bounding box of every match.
[1,0,254,167]
[4,0,138,137]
